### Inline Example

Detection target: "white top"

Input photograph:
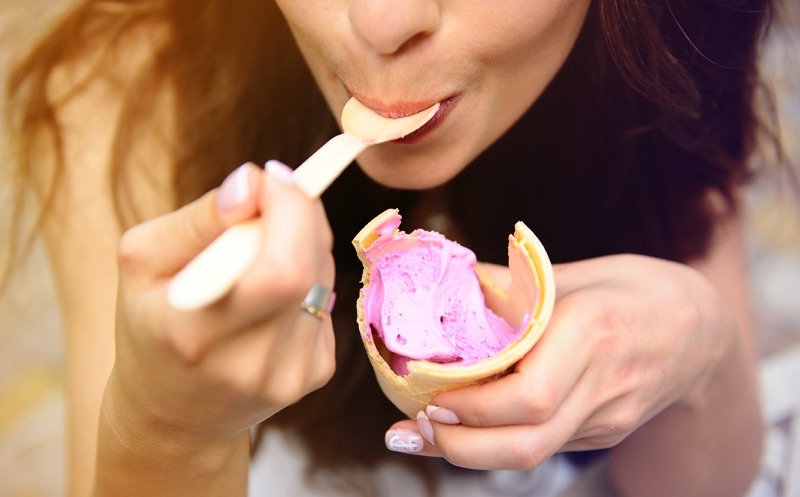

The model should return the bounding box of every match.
[248,429,581,497]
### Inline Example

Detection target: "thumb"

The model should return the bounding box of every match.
[118,163,261,280]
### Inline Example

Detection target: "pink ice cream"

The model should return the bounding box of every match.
[362,218,521,376]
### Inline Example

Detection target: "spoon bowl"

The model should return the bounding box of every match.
[341,97,439,142]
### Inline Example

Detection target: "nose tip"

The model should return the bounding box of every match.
[349,0,440,55]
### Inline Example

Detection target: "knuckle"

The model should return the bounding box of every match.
[228,368,267,399]
[168,332,208,366]
[264,364,309,406]
[521,382,559,422]
[601,407,640,439]
[320,220,334,252]
[584,301,623,349]
[676,289,704,333]
[160,318,211,366]
[311,352,336,391]
[269,384,306,407]
[324,231,334,254]
[593,433,626,449]
[220,347,276,399]
[571,434,620,451]
[507,437,547,470]
[592,306,621,335]
[117,226,144,271]
[614,409,640,435]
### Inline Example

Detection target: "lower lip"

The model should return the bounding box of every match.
[392,96,457,145]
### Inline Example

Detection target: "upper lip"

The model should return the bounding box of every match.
[348,90,445,119]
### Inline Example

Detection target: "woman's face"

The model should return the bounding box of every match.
[274,0,591,189]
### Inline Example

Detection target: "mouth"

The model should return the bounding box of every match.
[348,92,445,119]
[346,91,458,144]
[392,96,455,144]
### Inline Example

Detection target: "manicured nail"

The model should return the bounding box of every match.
[426,405,460,425]
[265,160,296,186]
[217,163,253,212]
[416,411,435,446]
[385,428,424,453]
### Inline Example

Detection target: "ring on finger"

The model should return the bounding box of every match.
[301,283,336,320]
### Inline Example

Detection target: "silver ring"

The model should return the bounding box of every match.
[301,283,336,320]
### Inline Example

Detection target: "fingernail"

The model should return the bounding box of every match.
[265,160,296,186]
[416,411,435,446]
[217,163,253,212]
[385,428,424,453]
[426,405,460,425]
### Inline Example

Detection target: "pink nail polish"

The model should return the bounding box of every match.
[265,160,297,186]
[426,405,461,425]
[217,163,253,212]
[416,411,435,446]
[385,429,423,453]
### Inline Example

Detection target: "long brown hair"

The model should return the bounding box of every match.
[4,0,781,491]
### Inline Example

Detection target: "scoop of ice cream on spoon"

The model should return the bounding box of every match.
[167,97,439,311]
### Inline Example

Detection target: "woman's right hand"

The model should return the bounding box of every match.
[104,161,336,452]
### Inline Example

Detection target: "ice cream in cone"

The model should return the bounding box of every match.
[352,209,555,418]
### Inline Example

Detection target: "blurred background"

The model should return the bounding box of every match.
[1,1,798,496]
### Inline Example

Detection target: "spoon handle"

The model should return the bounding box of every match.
[294,132,370,197]
[167,133,368,310]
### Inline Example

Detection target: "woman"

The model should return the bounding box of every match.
[4,0,776,495]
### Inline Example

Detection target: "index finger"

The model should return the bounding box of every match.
[229,162,334,319]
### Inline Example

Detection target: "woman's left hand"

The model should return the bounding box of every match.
[386,254,733,469]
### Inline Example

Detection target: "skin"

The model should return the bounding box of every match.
[274,0,592,188]
[37,1,762,496]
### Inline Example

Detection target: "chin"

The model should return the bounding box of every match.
[356,159,463,191]
[355,144,474,191]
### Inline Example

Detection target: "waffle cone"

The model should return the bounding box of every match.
[352,209,555,418]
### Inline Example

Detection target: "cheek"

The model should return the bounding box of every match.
[465,0,589,65]
[273,2,338,67]
[467,1,590,129]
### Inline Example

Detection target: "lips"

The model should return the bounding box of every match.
[392,96,455,144]
[348,91,447,119]
[344,88,458,144]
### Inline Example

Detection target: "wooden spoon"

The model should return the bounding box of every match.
[167,97,439,310]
